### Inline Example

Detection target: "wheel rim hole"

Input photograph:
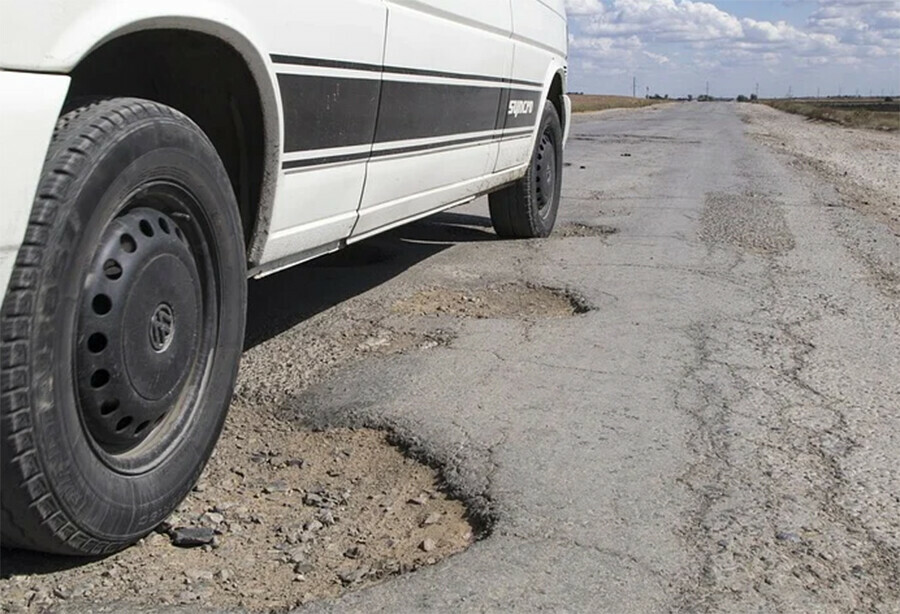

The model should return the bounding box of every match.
[100,399,120,416]
[134,420,151,436]
[92,294,112,315]
[139,219,155,237]
[90,369,110,389]
[103,259,123,280]
[116,416,133,432]
[87,333,108,353]
[158,218,171,234]
[120,234,137,253]
[175,227,185,242]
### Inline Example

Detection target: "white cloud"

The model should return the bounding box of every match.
[564,0,606,15]
[580,0,743,42]
[569,33,646,73]
[808,0,900,48]
[643,50,671,64]
[565,0,900,93]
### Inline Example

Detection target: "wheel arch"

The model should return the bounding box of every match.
[59,15,280,267]
[546,69,567,138]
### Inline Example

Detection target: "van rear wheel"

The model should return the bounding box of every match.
[0,98,246,555]
[489,103,563,238]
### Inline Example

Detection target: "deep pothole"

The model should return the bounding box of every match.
[392,282,592,319]
[0,416,479,613]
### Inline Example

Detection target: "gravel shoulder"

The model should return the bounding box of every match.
[738,103,900,234]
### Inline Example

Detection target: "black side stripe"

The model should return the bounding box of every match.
[278,73,542,154]
[270,53,543,88]
[283,133,533,171]
[278,74,380,153]
[283,151,370,170]
[376,80,502,142]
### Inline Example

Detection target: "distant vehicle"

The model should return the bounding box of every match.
[0,0,570,554]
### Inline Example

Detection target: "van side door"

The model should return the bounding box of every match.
[259,0,386,267]
[352,0,515,239]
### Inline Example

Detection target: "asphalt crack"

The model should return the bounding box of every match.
[672,255,899,612]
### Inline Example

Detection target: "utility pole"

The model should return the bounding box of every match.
[755,83,759,98]
[706,81,709,98]
[817,87,820,99]
[838,85,842,97]
[645,85,649,98]
[633,76,637,98]
[787,85,792,99]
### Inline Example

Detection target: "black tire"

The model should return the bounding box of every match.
[489,103,564,238]
[0,98,246,555]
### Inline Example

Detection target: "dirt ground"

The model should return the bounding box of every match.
[1,420,473,613]
[392,283,590,319]
[0,279,583,613]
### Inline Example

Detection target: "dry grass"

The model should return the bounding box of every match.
[762,98,899,131]
[570,94,660,113]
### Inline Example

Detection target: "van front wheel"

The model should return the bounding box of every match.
[0,98,246,555]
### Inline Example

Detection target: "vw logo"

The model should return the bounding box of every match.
[149,303,175,353]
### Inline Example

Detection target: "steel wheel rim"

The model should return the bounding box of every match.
[73,182,220,474]
[534,128,557,220]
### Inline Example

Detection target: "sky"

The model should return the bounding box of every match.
[564,0,900,99]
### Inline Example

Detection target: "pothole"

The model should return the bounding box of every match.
[392,283,592,319]
[556,222,619,238]
[2,291,469,613]
[0,411,476,613]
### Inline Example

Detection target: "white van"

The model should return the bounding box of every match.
[0,0,570,554]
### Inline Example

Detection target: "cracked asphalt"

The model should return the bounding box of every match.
[9,102,895,613]
[288,102,900,612]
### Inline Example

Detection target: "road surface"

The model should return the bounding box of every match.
[294,102,900,612]
[3,102,898,613]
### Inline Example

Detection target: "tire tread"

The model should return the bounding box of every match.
[0,97,202,555]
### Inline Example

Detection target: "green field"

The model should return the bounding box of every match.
[762,98,900,131]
